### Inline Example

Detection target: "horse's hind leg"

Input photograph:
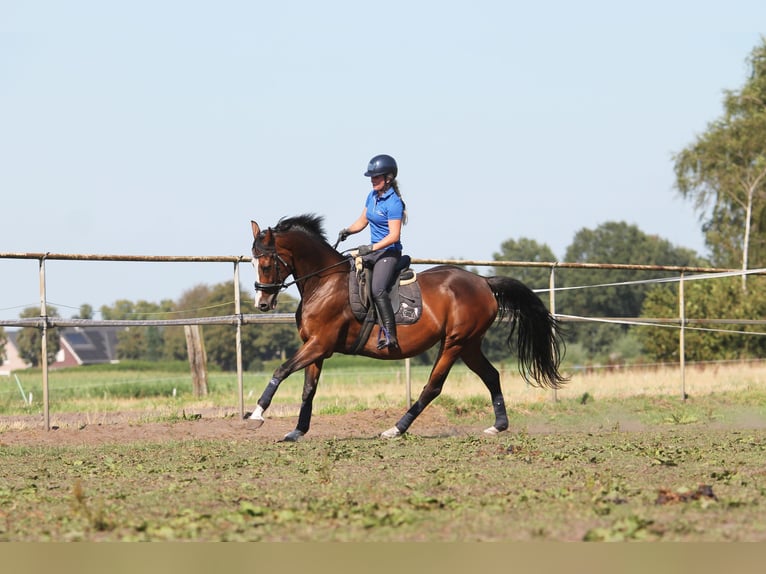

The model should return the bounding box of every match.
[381,345,461,438]
[461,342,509,434]
[282,360,323,442]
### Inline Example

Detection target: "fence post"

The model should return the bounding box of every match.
[184,325,209,396]
[234,261,244,418]
[548,264,558,402]
[679,271,686,400]
[405,358,412,407]
[39,256,50,431]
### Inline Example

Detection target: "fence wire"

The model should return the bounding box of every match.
[2,252,766,429]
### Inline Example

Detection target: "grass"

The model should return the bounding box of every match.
[2,358,766,427]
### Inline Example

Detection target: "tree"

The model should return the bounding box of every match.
[100,299,175,361]
[202,282,301,370]
[556,222,703,359]
[246,295,301,365]
[167,282,302,370]
[559,222,703,317]
[674,38,766,288]
[639,274,766,362]
[163,286,213,361]
[491,237,557,289]
[14,306,61,367]
[75,304,93,319]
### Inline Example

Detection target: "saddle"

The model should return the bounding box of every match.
[347,254,423,353]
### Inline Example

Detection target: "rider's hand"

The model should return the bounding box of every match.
[337,228,351,243]
[356,244,373,256]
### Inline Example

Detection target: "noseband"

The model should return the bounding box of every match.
[252,240,292,293]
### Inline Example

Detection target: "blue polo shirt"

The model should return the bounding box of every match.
[365,188,404,250]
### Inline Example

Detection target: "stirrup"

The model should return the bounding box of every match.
[376,327,389,350]
[377,327,398,350]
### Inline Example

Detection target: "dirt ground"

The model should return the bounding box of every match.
[0,406,477,447]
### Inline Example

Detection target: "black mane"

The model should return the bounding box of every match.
[274,214,327,241]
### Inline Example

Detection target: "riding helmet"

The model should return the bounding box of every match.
[364,154,398,178]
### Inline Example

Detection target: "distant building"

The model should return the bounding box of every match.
[1,331,30,375]
[1,327,123,374]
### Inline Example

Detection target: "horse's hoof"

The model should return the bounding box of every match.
[381,427,402,439]
[483,426,502,435]
[245,416,264,429]
[281,430,304,442]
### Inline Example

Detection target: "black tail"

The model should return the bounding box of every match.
[486,276,568,389]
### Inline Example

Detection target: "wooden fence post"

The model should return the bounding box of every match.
[679,272,686,400]
[39,256,50,431]
[184,324,209,397]
[549,264,558,402]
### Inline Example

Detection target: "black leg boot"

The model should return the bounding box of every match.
[373,292,399,350]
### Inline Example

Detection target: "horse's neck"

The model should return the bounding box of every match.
[286,242,345,292]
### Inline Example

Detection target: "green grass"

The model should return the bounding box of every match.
[1,359,497,417]
[3,359,766,424]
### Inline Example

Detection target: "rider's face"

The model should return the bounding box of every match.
[371,174,387,192]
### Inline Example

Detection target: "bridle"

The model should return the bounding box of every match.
[252,234,352,294]
[252,243,293,293]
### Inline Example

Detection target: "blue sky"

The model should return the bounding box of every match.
[2,1,765,316]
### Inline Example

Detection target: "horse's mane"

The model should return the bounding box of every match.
[273,214,328,241]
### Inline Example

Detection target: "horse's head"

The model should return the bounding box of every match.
[251,220,291,311]
[250,214,343,311]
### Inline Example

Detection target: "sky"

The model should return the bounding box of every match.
[2,0,765,319]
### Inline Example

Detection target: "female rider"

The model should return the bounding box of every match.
[337,154,407,350]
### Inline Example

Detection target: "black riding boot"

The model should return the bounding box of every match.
[373,292,399,350]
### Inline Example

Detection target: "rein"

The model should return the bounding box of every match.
[253,246,351,293]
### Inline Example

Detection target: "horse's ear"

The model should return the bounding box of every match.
[251,220,261,238]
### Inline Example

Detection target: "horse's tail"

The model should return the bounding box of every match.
[486,276,568,389]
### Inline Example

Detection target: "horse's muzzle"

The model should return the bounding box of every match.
[256,292,278,312]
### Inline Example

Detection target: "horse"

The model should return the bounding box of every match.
[246,213,567,441]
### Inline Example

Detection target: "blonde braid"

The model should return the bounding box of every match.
[390,179,408,225]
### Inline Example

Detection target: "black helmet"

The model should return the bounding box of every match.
[364,154,398,178]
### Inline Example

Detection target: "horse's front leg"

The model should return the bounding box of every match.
[247,340,325,428]
[281,359,323,442]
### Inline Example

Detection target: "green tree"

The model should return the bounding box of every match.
[247,296,301,365]
[204,282,301,371]
[556,222,703,360]
[167,282,302,370]
[75,304,93,319]
[163,285,212,361]
[674,38,766,285]
[100,299,137,320]
[640,274,766,362]
[14,306,61,367]
[100,299,175,360]
[117,327,148,360]
[100,299,175,320]
[491,237,557,289]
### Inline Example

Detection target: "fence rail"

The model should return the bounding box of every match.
[1,251,762,430]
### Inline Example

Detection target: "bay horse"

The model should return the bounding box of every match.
[247,214,566,441]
